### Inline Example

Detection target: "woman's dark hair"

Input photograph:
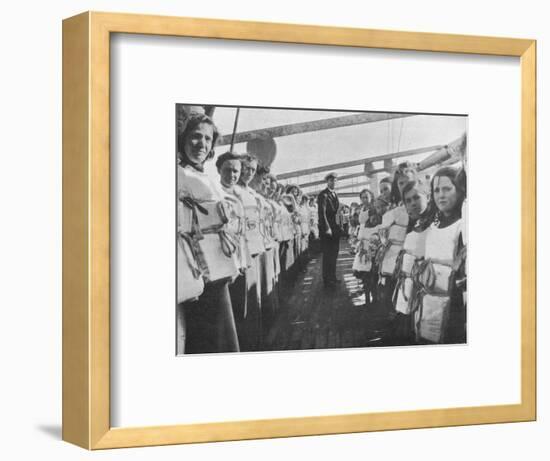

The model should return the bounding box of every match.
[240,153,258,165]
[358,188,374,204]
[286,184,300,195]
[456,167,467,199]
[379,176,392,185]
[256,164,270,176]
[177,114,219,164]
[391,161,418,205]
[215,151,242,170]
[430,166,466,218]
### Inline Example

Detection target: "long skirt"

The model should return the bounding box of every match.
[230,257,263,351]
[378,275,397,314]
[259,249,279,343]
[387,312,416,346]
[182,279,240,354]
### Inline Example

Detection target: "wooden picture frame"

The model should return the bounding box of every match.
[62,11,536,449]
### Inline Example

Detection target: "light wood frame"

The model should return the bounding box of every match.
[62,11,537,449]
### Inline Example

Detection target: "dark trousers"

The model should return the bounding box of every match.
[321,235,340,283]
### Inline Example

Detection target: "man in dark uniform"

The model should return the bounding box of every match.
[317,172,341,287]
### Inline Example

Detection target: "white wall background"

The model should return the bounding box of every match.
[0,0,546,459]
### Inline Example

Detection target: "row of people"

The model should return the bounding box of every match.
[177,114,320,354]
[350,161,467,345]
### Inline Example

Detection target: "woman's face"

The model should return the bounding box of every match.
[379,182,391,200]
[360,193,370,206]
[218,159,241,188]
[292,187,299,198]
[262,175,272,194]
[239,160,257,186]
[374,200,387,216]
[403,167,417,181]
[396,175,410,195]
[403,187,428,220]
[183,122,214,165]
[269,179,277,195]
[433,175,458,216]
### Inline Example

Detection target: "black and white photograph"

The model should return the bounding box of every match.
[176,104,468,355]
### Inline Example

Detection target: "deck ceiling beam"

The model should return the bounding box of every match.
[278,144,442,180]
[299,171,366,188]
[217,112,415,146]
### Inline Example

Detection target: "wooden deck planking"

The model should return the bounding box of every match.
[265,241,391,351]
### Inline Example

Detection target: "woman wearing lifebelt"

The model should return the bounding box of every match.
[389,180,433,345]
[414,166,466,344]
[177,114,240,353]
[351,188,379,308]
[377,162,419,314]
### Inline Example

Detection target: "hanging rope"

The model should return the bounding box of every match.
[397,117,405,152]
[230,107,241,152]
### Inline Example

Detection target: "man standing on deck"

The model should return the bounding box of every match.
[317,172,341,287]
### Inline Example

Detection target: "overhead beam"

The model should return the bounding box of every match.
[302,180,374,196]
[278,144,442,180]
[336,180,372,191]
[217,112,415,146]
[336,192,365,198]
[299,171,366,188]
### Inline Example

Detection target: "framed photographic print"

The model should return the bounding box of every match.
[62,11,536,449]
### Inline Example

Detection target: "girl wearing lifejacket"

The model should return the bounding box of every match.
[414,166,466,344]
[286,185,303,275]
[280,189,298,273]
[216,151,251,351]
[352,189,379,308]
[298,194,311,270]
[177,114,240,353]
[251,165,278,342]
[389,180,433,345]
[235,153,264,351]
[377,162,419,314]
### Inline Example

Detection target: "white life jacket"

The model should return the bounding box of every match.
[299,204,310,237]
[177,166,239,286]
[414,219,462,343]
[285,238,295,271]
[352,225,380,273]
[394,228,428,314]
[177,233,204,303]
[237,185,265,257]
[378,206,409,276]
[258,195,275,250]
[279,205,293,242]
[270,200,283,243]
[221,185,249,271]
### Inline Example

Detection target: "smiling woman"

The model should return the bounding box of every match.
[176,114,241,354]
[177,114,218,169]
